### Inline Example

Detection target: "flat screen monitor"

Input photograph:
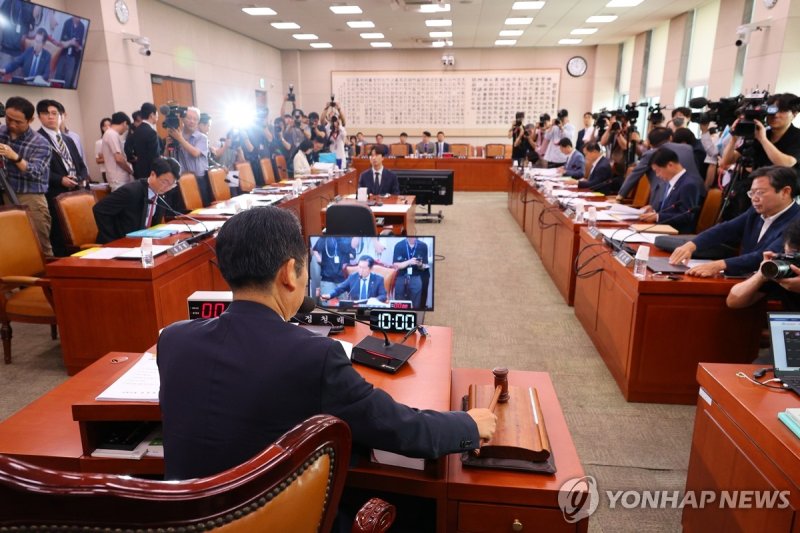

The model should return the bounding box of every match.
[309,235,435,312]
[395,169,454,206]
[0,0,90,90]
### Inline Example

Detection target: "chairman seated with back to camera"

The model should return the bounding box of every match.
[157,207,496,483]
[320,255,387,303]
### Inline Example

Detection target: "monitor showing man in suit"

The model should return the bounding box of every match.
[320,255,387,303]
[0,28,50,83]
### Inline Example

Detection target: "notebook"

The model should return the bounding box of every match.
[768,312,800,393]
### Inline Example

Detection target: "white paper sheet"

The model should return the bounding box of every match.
[95,352,160,402]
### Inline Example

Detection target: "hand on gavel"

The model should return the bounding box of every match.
[467,408,497,441]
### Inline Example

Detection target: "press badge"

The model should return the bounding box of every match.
[334,256,340,264]
[407,267,413,276]
[16,24,21,33]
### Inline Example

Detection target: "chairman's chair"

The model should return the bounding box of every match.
[484,144,505,158]
[260,156,277,185]
[326,204,381,236]
[389,143,410,157]
[236,162,256,193]
[0,415,395,533]
[346,264,398,300]
[208,167,232,202]
[178,172,204,211]
[0,206,57,364]
[449,143,471,157]
[54,190,100,253]
[274,154,290,182]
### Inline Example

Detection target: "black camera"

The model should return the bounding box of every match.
[161,105,187,129]
[648,104,666,124]
[761,253,800,280]
[514,111,524,127]
[689,95,744,130]
[732,91,771,138]
[624,102,643,123]
[228,129,242,149]
[287,84,296,103]
[0,102,5,118]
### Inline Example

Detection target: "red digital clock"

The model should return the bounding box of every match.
[187,291,232,320]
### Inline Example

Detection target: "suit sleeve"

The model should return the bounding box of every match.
[93,186,134,243]
[691,212,748,252]
[618,151,651,197]
[320,342,479,457]
[329,277,351,299]
[725,234,783,274]
[563,154,585,178]
[578,161,611,189]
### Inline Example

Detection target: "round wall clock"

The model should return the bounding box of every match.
[762,0,778,9]
[115,0,129,24]
[567,56,588,77]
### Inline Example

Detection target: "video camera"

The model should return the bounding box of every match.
[162,105,187,130]
[648,103,666,124]
[689,94,747,131]
[624,102,645,124]
[760,253,800,280]
[287,84,296,103]
[593,109,611,129]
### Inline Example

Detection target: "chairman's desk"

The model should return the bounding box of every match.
[0,324,587,533]
[683,363,800,532]
[351,156,511,192]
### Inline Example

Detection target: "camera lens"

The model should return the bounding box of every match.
[761,260,793,280]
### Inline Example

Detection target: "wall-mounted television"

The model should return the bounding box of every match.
[0,0,90,90]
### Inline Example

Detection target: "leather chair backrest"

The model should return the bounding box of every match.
[631,177,650,208]
[237,162,256,193]
[54,191,98,250]
[485,144,505,158]
[389,144,408,157]
[0,207,45,278]
[208,167,232,201]
[273,155,289,182]
[362,144,374,157]
[178,173,204,211]
[695,188,722,234]
[326,204,378,236]
[260,157,276,185]
[449,144,470,157]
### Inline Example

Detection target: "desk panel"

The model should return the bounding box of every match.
[351,157,510,191]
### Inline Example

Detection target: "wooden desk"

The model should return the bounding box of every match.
[448,368,588,533]
[351,157,511,191]
[683,363,800,531]
[573,228,764,404]
[320,195,417,236]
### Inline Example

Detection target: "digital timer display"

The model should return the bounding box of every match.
[369,310,417,333]
[187,293,232,320]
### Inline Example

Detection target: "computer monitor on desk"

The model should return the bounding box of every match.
[308,235,435,314]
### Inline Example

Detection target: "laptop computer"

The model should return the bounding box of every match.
[768,312,800,393]
[646,257,689,274]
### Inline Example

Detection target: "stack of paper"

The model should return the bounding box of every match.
[779,408,800,439]
[79,246,171,260]
[96,352,160,402]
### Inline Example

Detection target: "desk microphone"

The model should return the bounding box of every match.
[155,195,216,253]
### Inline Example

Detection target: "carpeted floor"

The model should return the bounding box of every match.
[2,192,693,532]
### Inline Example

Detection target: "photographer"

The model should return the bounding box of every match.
[325,113,347,167]
[322,99,347,128]
[727,218,800,310]
[270,117,292,173]
[165,106,208,178]
[698,115,721,188]
[215,129,247,170]
[543,109,574,167]
[533,114,550,162]
[508,112,527,166]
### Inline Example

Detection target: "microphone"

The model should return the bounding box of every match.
[688,97,710,109]
[155,195,215,254]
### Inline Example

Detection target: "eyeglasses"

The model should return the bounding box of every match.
[746,188,770,199]
[157,176,177,190]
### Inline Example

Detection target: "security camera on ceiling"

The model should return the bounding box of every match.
[735,18,772,47]
[123,33,152,56]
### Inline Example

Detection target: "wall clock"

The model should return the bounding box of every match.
[115,0,129,24]
[567,56,588,77]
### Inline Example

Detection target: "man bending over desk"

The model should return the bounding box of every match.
[157,207,496,481]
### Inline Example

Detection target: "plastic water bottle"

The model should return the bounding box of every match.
[634,245,650,279]
[587,206,597,230]
[293,178,303,196]
[575,202,585,222]
[140,237,154,269]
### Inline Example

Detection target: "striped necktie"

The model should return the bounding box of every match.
[55,133,74,172]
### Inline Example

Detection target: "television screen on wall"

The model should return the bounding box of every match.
[0,0,90,90]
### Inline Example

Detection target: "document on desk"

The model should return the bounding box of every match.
[78,246,171,260]
[372,204,412,213]
[96,352,160,402]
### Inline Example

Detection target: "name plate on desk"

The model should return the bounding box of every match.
[613,250,634,267]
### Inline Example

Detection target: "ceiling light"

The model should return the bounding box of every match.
[242,7,277,16]
[606,0,643,6]
[360,32,384,39]
[586,15,618,23]
[293,34,318,40]
[499,30,524,37]
[495,39,517,46]
[505,17,534,25]
[347,20,375,28]
[271,22,301,29]
[429,31,452,38]
[420,3,450,12]
[330,5,363,14]
[512,1,545,9]
[310,42,333,48]
[425,19,452,27]
[432,41,446,48]
[371,42,392,48]
[559,38,583,44]
[571,28,598,34]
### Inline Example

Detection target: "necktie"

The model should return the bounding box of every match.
[55,133,74,172]
[375,172,381,193]
[29,54,39,77]
[360,278,368,300]
[145,199,157,227]
[660,185,672,210]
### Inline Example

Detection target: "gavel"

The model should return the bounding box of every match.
[473,367,509,456]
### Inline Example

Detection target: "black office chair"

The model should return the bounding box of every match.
[325,204,380,236]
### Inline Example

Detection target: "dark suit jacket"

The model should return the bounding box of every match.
[654,171,706,234]
[358,167,400,195]
[577,156,615,194]
[38,128,88,198]
[330,272,387,302]
[435,141,450,157]
[93,179,163,243]
[561,150,586,179]
[128,123,162,179]
[157,301,478,479]
[618,142,700,201]
[4,47,50,79]
[692,203,800,275]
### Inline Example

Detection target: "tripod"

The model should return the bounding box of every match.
[716,141,755,223]
[0,163,20,206]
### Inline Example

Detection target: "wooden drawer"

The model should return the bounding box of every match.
[456,502,576,532]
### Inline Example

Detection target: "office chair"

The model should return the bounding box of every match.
[273,154,289,182]
[178,172,204,211]
[484,144,505,158]
[695,188,722,234]
[326,204,380,236]
[0,206,57,364]
[236,162,256,193]
[630,177,650,207]
[54,190,100,253]
[449,143,471,157]
[0,415,395,533]
[208,167,232,202]
[260,156,277,185]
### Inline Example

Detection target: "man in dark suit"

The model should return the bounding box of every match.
[616,127,700,206]
[670,165,800,276]
[358,146,400,195]
[321,255,387,302]
[127,102,162,179]
[639,147,706,234]
[435,131,450,157]
[37,99,89,256]
[157,207,496,480]
[0,28,50,80]
[93,157,181,243]
[577,142,616,194]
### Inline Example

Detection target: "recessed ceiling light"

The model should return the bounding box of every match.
[499,29,524,37]
[495,39,517,46]
[271,22,301,29]
[360,32,384,39]
[571,28,598,35]
[432,40,446,48]
[505,17,534,25]
[420,3,450,12]
[559,38,583,44]
[425,19,453,27]
[330,5,363,15]
[512,1,545,9]
[347,20,376,28]
[292,34,318,40]
[586,15,618,23]
[429,31,453,38]
[606,0,643,7]
[371,42,393,48]
[310,42,333,48]
[242,7,277,16]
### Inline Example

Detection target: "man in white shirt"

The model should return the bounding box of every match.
[101,112,133,191]
[543,109,575,167]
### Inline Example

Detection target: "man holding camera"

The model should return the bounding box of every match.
[509,112,528,166]
[543,109,574,168]
[166,106,208,179]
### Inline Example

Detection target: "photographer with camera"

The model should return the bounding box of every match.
[509,112,528,166]
[325,113,347,168]
[727,218,800,310]
[165,106,208,178]
[543,109,574,167]
[698,115,721,188]
[215,129,247,170]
